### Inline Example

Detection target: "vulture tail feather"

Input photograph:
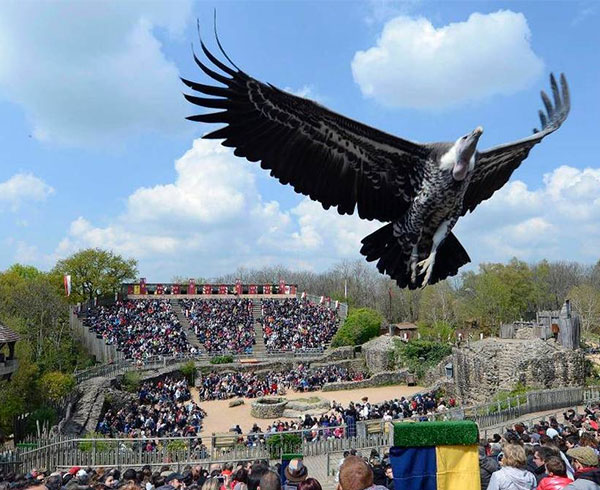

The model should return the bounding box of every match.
[360,225,470,289]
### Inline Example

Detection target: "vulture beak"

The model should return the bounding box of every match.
[453,126,483,181]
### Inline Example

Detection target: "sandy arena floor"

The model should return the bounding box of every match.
[192,384,424,435]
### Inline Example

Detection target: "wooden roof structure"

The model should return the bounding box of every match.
[0,324,20,343]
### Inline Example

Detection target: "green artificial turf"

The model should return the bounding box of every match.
[393,420,479,447]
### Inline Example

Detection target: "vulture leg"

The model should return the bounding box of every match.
[409,246,419,284]
[418,219,451,286]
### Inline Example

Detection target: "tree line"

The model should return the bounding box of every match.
[208,257,600,336]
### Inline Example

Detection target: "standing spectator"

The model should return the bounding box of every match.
[488,444,536,490]
[537,457,573,490]
[480,445,500,490]
[565,447,600,489]
[284,460,308,490]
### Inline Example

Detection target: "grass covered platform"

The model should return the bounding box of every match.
[393,420,479,447]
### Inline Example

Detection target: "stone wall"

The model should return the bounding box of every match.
[322,369,409,391]
[451,338,586,404]
[310,358,367,372]
[316,346,358,363]
[251,397,287,418]
[361,335,396,373]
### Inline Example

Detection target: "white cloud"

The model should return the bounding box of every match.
[54,139,377,280]
[0,1,192,146]
[283,85,327,104]
[0,173,54,210]
[351,10,544,108]
[456,165,600,265]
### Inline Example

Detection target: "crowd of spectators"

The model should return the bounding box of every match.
[181,299,255,354]
[329,390,455,423]
[259,299,339,352]
[84,300,192,360]
[96,377,206,449]
[0,450,393,490]
[477,404,600,489]
[197,365,366,401]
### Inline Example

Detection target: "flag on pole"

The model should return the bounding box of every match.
[63,274,72,297]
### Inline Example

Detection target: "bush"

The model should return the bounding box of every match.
[180,361,197,384]
[39,371,76,402]
[395,339,452,380]
[121,370,141,392]
[266,433,302,458]
[330,308,382,347]
[78,432,112,452]
[210,355,234,365]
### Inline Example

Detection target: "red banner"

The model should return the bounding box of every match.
[264,284,272,295]
[249,284,257,295]
[219,284,228,295]
[279,279,285,294]
[188,279,196,295]
[127,285,134,295]
[203,284,212,295]
[235,279,242,295]
[172,284,180,295]
[156,284,164,295]
[290,285,297,296]
[140,278,147,295]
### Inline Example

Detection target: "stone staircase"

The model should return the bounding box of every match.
[171,299,204,353]
[252,299,267,357]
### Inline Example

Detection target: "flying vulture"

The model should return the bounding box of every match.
[182,37,570,289]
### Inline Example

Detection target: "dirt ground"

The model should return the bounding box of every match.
[192,384,424,435]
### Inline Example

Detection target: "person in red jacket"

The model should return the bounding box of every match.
[538,456,573,490]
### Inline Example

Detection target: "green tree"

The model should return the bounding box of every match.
[331,307,382,346]
[39,371,76,402]
[53,248,138,303]
[568,284,600,336]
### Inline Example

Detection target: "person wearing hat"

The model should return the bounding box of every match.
[565,447,600,489]
[284,460,308,490]
[157,473,185,490]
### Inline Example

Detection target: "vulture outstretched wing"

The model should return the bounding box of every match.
[462,73,570,216]
[182,41,431,222]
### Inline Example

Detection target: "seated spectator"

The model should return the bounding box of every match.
[181,299,255,354]
[85,300,191,360]
[259,299,339,352]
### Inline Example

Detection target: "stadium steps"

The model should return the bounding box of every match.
[171,300,204,353]
[251,299,267,357]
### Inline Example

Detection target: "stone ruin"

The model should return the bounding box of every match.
[448,337,586,404]
[500,300,580,349]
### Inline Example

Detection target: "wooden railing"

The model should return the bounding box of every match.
[5,385,600,472]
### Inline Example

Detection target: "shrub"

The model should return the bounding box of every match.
[39,371,76,402]
[395,339,452,380]
[121,370,141,392]
[78,432,112,452]
[210,355,234,365]
[330,308,382,347]
[180,361,197,384]
[266,433,302,458]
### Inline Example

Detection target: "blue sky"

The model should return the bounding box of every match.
[0,0,598,281]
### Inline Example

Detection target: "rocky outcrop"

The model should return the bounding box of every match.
[452,338,586,404]
[362,335,397,373]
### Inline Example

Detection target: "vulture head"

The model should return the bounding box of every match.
[452,126,483,181]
